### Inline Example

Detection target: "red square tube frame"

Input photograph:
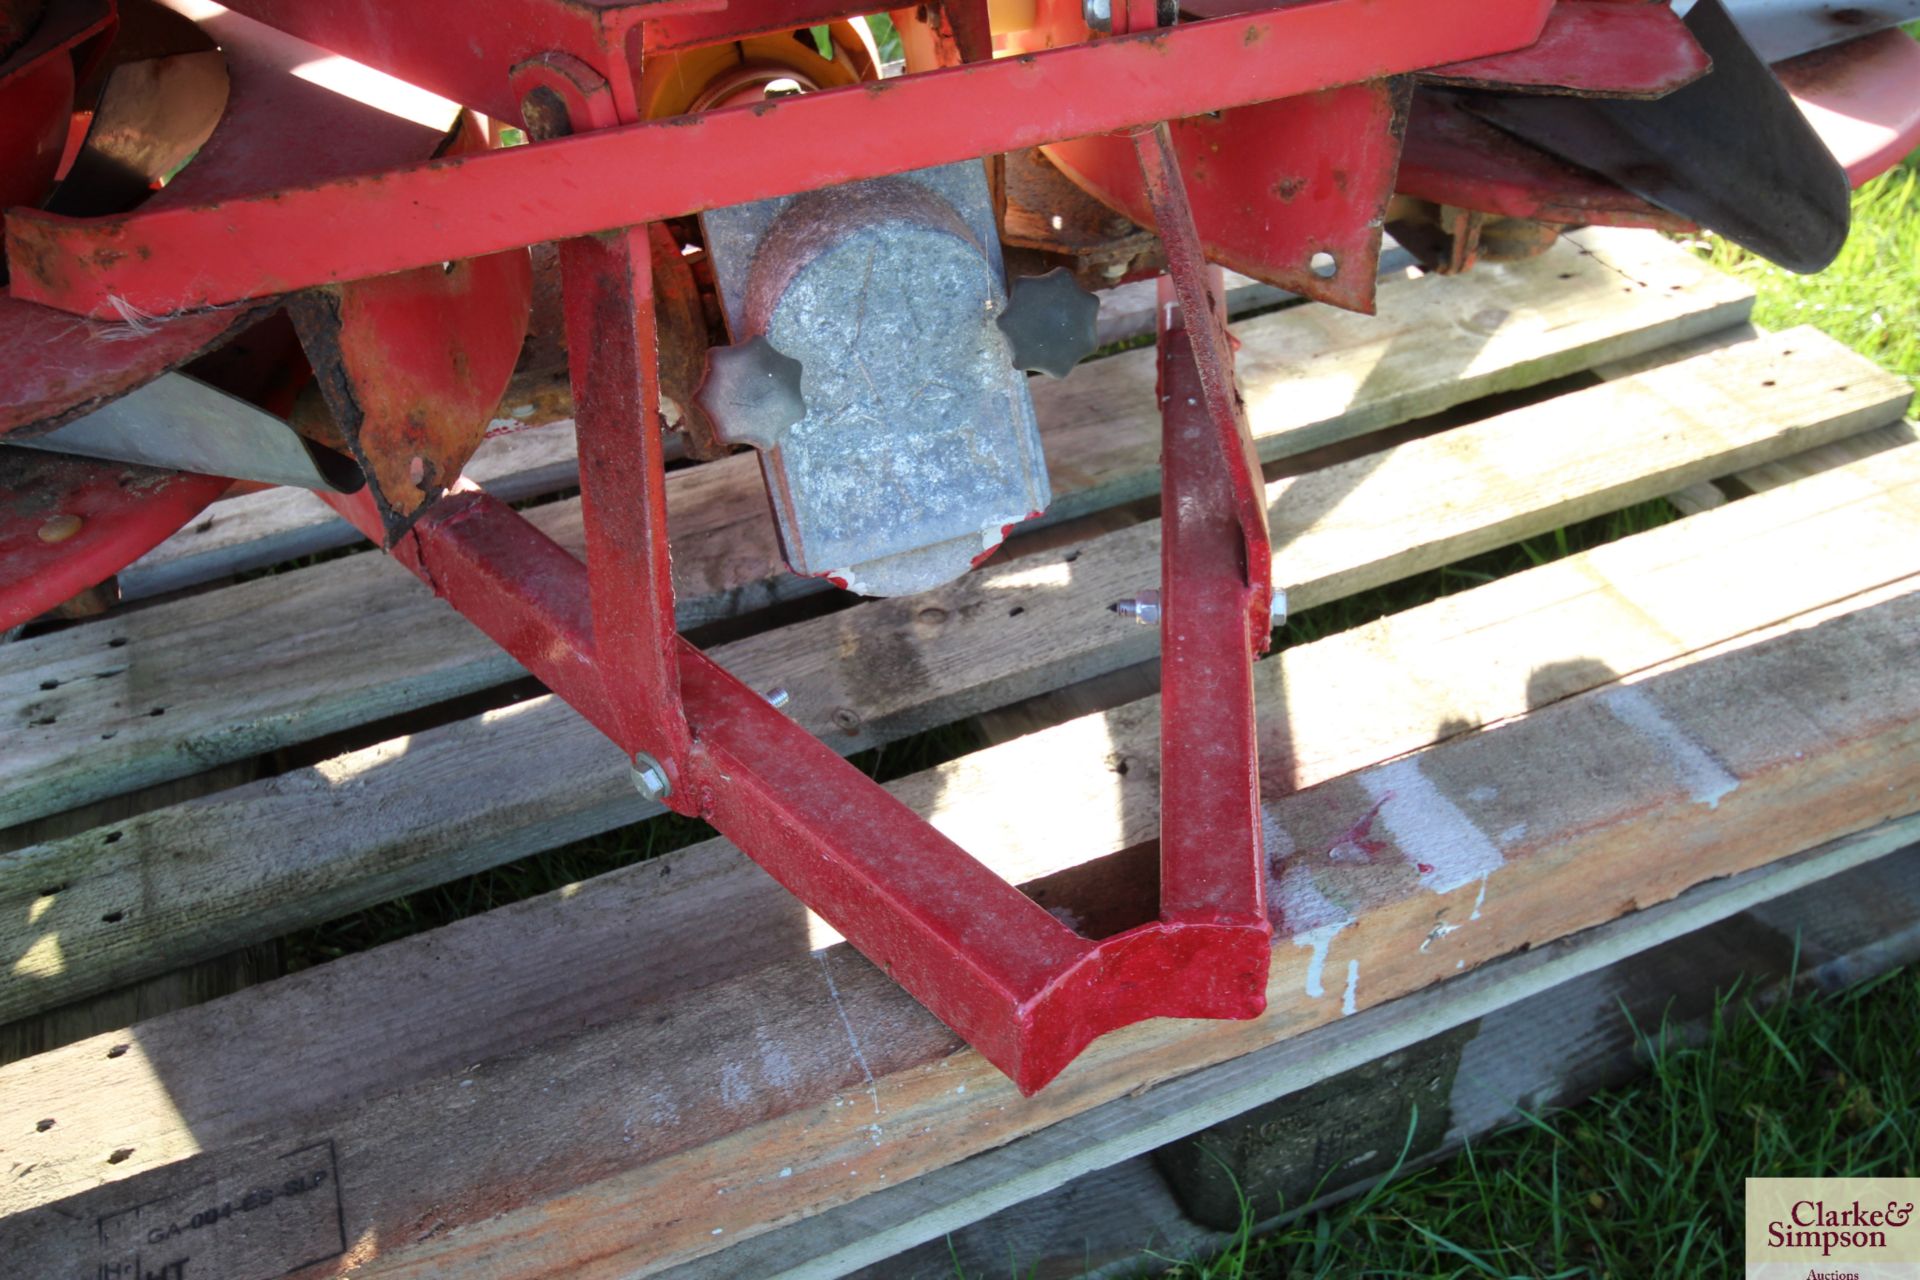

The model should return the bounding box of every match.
[11,0,1558,1092]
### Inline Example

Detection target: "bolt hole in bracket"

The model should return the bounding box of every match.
[4,0,1563,1091]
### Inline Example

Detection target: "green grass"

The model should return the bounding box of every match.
[1693,144,1920,390]
[1127,967,1920,1280]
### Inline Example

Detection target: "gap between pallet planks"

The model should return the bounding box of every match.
[6,431,1920,1274]
[3,324,1905,1024]
[0,229,1750,830]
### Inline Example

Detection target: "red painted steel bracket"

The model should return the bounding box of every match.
[1044,81,1412,314]
[18,0,1558,1090]
[0,451,226,625]
[313,123,1280,1093]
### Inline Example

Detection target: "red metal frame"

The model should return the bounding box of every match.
[7,0,1565,1090]
[5,0,1555,318]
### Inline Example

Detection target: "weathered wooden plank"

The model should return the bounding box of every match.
[845,841,1920,1280]
[968,317,1780,748]
[0,231,1751,831]
[5,469,1919,1274]
[4,329,1900,1021]
[0,760,281,1066]
[7,581,1918,1278]
[26,435,1913,1092]
[1735,418,1919,493]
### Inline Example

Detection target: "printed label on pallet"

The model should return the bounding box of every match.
[89,1139,344,1280]
[1748,1178,1920,1279]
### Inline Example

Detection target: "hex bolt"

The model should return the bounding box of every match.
[630,752,671,802]
[1084,0,1113,31]
[764,686,792,710]
[1269,588,1290,628]
[1112,589,1161,626]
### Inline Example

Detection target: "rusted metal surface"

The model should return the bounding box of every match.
[1044,81,1410,315]
[1423,0,1709,98]
[1397,88,1692,231]
[5,0,1559,318]
[997,146,1158,286]
[0,447,225,628]
[1386,198,1565,274]
[649,222,726,462]
[43,46,228,217]
[290,116,533,543]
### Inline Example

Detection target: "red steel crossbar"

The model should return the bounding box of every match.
[5,0,1554,318]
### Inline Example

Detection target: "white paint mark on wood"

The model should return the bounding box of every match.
[755,1027,799,1092]
[719,1062,751,1108]
[1471,873,1489,921]
[1361,757,1506,893]
[815,949,884,1145]
[1295,923,1346,1001]
[1342,960,1359,1017]
[1499,823,1528,846]
[1601,685,1740,809]
[1273,860,1352,936]
[1269,801,1356,1002]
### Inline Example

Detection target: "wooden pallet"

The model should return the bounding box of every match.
[3,228,1916,1280]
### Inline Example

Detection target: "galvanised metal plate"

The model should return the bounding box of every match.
[702,161,1049,595]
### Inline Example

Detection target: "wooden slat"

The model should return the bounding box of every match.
[6,445,1920,1276]
[3,328,1900,1022]
[0,230,1751,831]
[0,760,282,1065]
